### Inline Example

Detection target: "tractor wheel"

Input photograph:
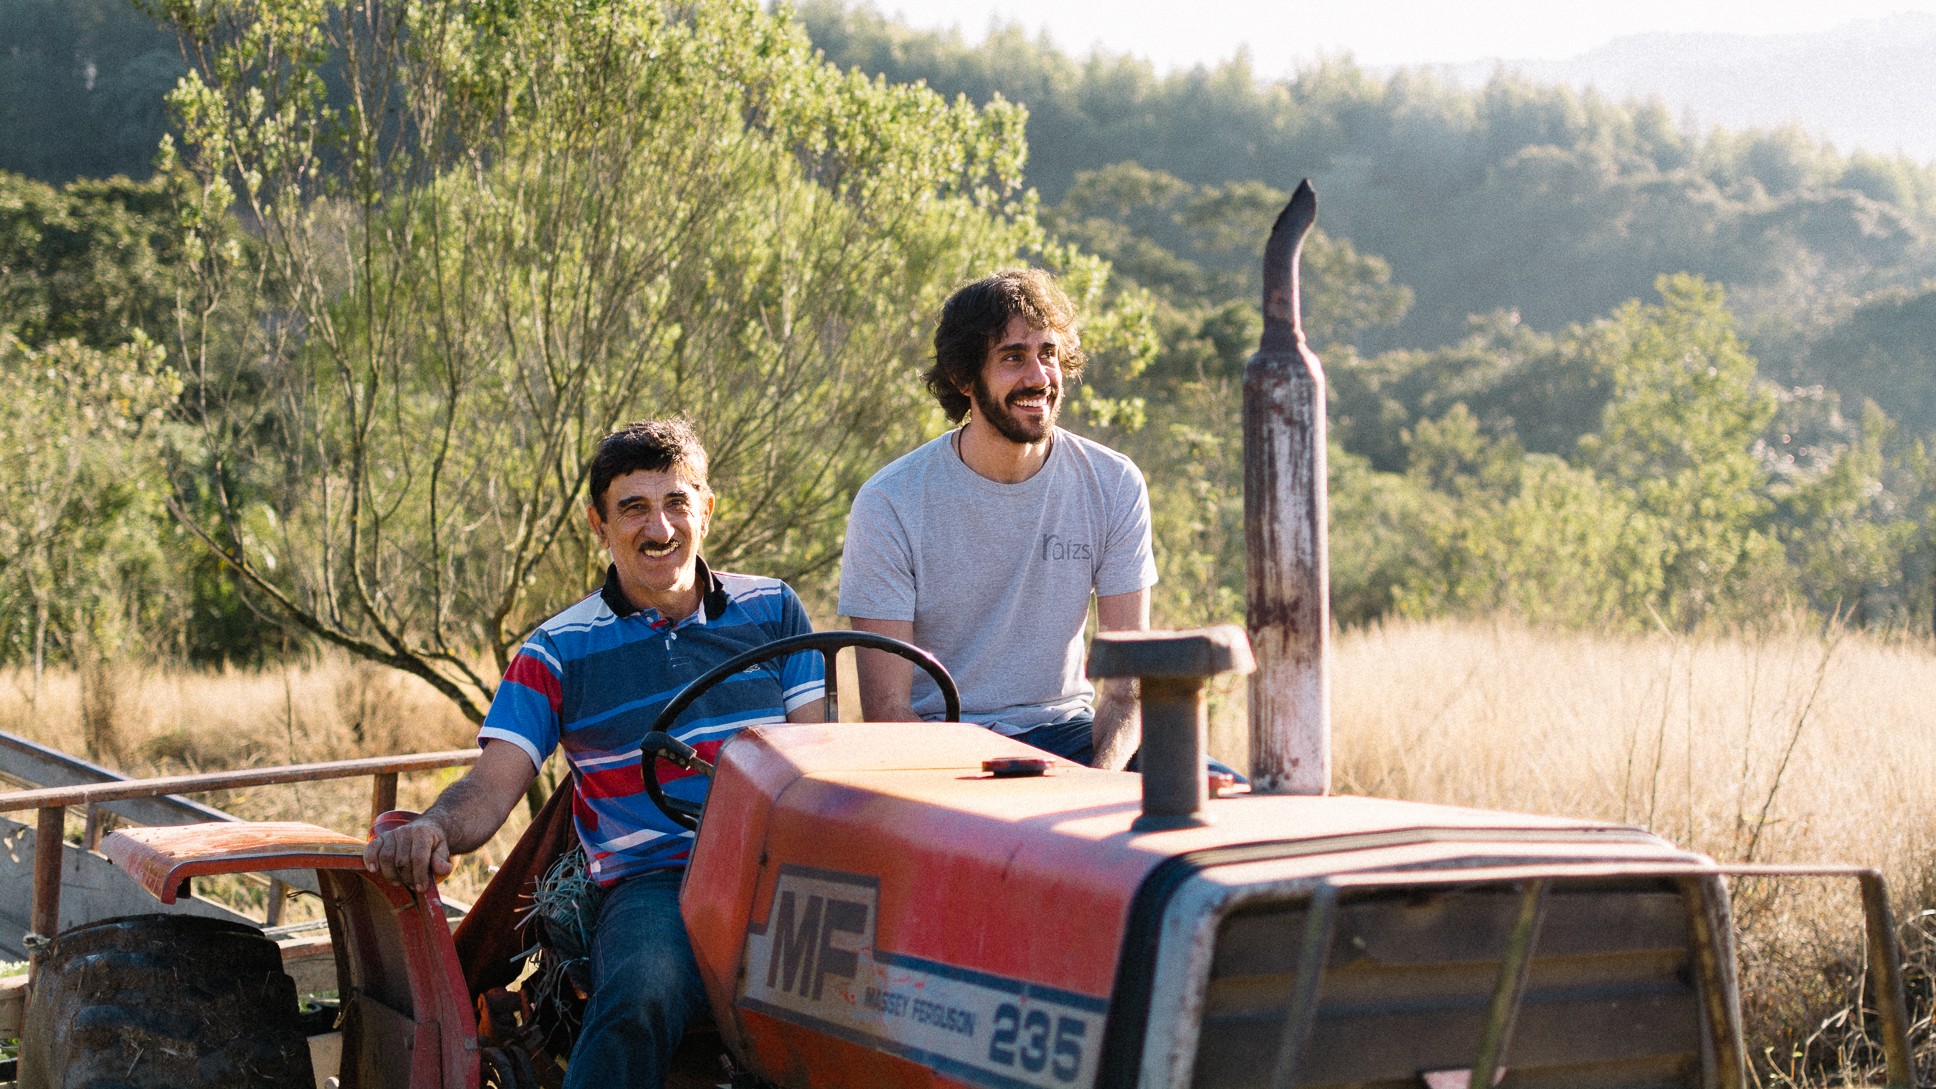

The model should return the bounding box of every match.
[19,913,315,1089]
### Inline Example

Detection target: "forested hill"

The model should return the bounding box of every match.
[7,0,1936,652]
[794,1,1936,635]
[796,1,1936,404]
[11,0,1936,428]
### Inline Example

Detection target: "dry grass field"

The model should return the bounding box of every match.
[5,617,1934,1079]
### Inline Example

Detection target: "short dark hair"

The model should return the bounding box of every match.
[588,417,710,515]
[924,269,1088,422]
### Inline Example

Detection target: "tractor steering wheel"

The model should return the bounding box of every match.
[637,631,960,831]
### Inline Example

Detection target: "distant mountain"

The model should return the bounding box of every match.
[1427,13,1936,165]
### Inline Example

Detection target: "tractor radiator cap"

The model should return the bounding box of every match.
[1087,624,1254,679]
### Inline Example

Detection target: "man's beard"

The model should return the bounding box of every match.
[971,373,1058,444]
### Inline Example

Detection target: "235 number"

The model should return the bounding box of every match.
[988,1003,1087,1082]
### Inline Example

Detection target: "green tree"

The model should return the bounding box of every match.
[1050,163,1411,350]
[1800,285,1936,436]
[0,332,180,755]
[0,170,185,349]
[1328,445,1447,626]
[800,8,1936,360]
[1578,274,1780,626]
[158,0,1060,721]
[0,168,280,666]
[1357,280,1785,630]
[1772,405,1916,623]
[1392,448,1665,628]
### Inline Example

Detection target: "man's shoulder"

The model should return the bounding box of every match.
[505,591,616,679]
[710,569,807,625]
[1053,428,1147,488]
[530,590,614,643]
[854,432,954,499]
[712,568,796,603]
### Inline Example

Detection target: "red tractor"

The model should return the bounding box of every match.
[7,185,1916,1089]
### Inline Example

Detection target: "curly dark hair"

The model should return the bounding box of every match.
[923,269,1088,422]
[587,417,710,516]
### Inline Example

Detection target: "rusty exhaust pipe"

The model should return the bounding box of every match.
[1244,180,1331,795]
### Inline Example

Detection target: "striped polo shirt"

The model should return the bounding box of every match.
[479,559,824,885]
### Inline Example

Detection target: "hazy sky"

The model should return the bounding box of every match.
[865,0,1936,71]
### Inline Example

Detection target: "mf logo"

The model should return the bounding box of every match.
[742,867,878,1011]
[738,864,1107,1089]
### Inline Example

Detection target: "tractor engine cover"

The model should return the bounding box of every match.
[681,722,1730,1089]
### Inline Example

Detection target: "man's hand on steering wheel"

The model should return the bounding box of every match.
[637,631,958,831]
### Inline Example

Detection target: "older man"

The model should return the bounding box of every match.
[365,417,823,1089]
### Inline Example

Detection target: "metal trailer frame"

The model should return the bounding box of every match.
[0,744,479,956]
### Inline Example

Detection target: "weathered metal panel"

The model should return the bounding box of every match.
[103,821,366,903]
[1214,888,1691,971]
[1191,881,1707,1088]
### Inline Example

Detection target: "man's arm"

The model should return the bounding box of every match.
[1090,588,1150,770]
[363,739,537,891]
[850,617,919,722]
[786,697,827,723]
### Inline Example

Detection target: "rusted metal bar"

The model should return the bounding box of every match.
[6,752,476,955]
[820,648,841,723]
[265,877,288,927]
[1137,677,1211,829]
[370,771,400,826]
[31,806,64,950]
[1,728,238,826]
[1268,882,1339,1089]
[1857,872,1914,1089]
[81,804,105,850]
[0,749,478,814]
[1678,876,1750,1089]
[1089,626,1255,831]
[1245,179,1331,795]
[1469,880,1548,1087]
[1322,860,1908,886]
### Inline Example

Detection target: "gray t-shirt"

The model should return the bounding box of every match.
[838,428,1158,733]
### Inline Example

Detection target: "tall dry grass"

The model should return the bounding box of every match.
[1207,615,1936,1081]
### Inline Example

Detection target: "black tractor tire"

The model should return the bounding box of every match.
[480,1045,544,1089]
[18,913,315,1089]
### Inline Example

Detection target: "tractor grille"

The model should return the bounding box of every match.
[1191,879,1706,1089]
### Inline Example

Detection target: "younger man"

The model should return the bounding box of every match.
[839,269,1155,769]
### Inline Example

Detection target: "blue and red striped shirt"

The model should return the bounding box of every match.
[479,559,823,885]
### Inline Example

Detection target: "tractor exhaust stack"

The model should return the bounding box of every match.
[1243,180,1331,795]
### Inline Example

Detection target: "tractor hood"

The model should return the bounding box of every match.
[680,721,1706,1089]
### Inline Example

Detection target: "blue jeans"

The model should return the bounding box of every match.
[1009,715,1246,781]
[563,868,706,1089]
